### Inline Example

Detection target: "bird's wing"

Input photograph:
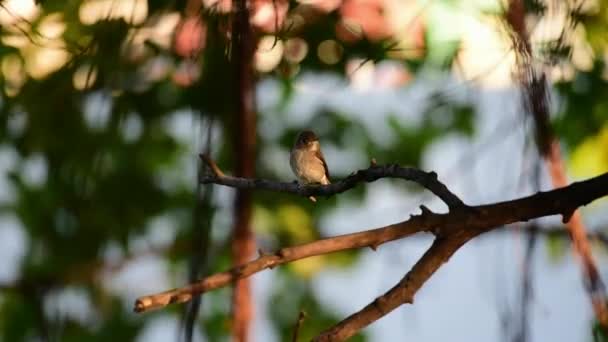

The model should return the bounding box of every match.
[315,149,330,181]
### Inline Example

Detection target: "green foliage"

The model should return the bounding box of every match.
[555,61,608,148]
[0,294,40,341]
[201,288,233,341]
[0,0,606,340]
[593,319,608,342]
[386,100,474,166]
[545,233,569,263]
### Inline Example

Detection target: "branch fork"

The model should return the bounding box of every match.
[135,156,608,341]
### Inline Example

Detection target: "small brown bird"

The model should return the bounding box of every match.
[290,130,331,202]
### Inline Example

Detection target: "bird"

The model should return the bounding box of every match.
[290,130,330,202]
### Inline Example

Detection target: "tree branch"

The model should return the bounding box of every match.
[134,172,608,316]
[199,154,465,210]
[312,173,608,342]
[134,212,436,313]
[313,236,469,341]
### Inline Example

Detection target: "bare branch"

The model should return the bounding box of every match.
[311,173,608,341]
[199,154,466,210]
[134,210,436,313]
[313,236,469,341]
[135,172,608,316]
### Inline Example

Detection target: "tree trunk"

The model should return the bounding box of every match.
[230,0,257,341]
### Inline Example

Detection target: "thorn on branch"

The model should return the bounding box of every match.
[369,244,379,251]
[419,205,433,216]
[134,300,145,313]
[373,296,389,314]
[562,207,575,223]
[276,248,287,258]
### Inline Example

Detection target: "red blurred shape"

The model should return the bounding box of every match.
[340,0,391,41]
[174,16,207,58]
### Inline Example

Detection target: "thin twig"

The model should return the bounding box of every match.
[183,116,215,341]
[505,0,608,328]
[517,225,608,249]
[515,224,537,342]
[292,310,307,342]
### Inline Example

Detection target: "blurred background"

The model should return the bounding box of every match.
[0,0,608,341]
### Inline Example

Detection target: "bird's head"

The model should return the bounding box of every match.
[294,130,320,150]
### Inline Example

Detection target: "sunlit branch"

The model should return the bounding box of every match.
[135,172,608,327]
[134,212,436,313]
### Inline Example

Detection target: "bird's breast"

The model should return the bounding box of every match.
[290,149,327,184]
